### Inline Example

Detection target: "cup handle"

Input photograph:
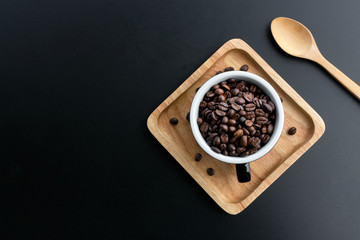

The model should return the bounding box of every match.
[235,163,251,182]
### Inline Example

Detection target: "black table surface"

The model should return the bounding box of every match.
[2,0,360,239]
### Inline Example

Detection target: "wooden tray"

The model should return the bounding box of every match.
[147,39,325,215]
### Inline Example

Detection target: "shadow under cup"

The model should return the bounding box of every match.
[189,71,284,182]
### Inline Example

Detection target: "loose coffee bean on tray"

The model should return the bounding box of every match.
[288,127,297,135]
[186,112,190,121]
[240,64,249,71]
[198,72,277,157]
[170,118,178,125]
[195,153,202,162]
[207,168,215,176]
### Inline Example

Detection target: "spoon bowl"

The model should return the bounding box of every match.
[271,17,360,101]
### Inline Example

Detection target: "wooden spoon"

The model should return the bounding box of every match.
[271,17,360,100]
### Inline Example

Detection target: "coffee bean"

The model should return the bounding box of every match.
[200,122,209,132]
[267,124,274,134]
[195,153,202,162]
[244,120,253,127]
[262,134,270,144]
[228,78,236,84]
[255,108,265,116]
[220,133,229,143]
[220,124,228,132]
[224,91,231,98]
[243,128,250,135]
[240,64,249,71]
[256,116,268,125]
[186,112,190,121]
[280,97,283,102]
[227,109,236,118]
[243,92,254,102]
[263,103,273,113]
[220,143,227,151]
[245,103,256,111]
[224,67,234,71]
[239,135,248,147]
[236,147,246,153]
[249,85,257,93]
[231,88,240,96]
[229,126,236,132]
[206,91,215,98]
[196,87,200,92]
[236,97,246,105]
[241,151,249,157]
[262,125,267,133]
[234,129,244,138]
[228,143,236,152]
[215,109,226,117]
[200,101,207,108]
[211,111,218,120]
[288,127,297,135]
[218,95,226,102]
[216,71,222,75]
[170,118,178,125]
[221,116,228,124]
[221,84,231,91]
[231,103,242,111]
[213,136,221,146]
[229,151,237,156]
[215,88,224,95]
[211,146,221,154]
[207,168,215,176]
[197,117,203,125]
[228,119,237,126]
[251,137,261,148]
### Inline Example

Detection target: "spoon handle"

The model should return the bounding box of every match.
[316,55,360,101]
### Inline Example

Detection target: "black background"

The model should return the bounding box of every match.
[1,0,360,239]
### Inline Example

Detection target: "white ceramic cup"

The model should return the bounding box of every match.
[190,71,284,165]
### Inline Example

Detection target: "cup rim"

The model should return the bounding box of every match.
[189,71,284,164]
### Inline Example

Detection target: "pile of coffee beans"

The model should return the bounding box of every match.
[197,68,277,157]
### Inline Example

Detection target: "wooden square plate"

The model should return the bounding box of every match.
[147,39,325,215]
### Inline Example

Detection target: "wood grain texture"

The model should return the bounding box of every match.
[147,39,325,215]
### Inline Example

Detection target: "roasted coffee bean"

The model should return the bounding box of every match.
[245,103,256,111]
[224,91,231,98]
[267,124,274,134]
[239,110,246,116]
[254,123,261,129]
[220,124,228,132]
[229,151,237,156]
[213,136,221,146]
[200,122,209,132]
[268,101,275,110]
[231,88,240,96]
[256,116,268,124]
[231,103,242,111]
[221,116,229,124]
[249,85,257,93]
[220,133,229,143]
[217,102,229,111]
[212,84,220,90]
[234,129,244,138]
[269,114,275,121]
[221,84,231,91]
[255,130,261,137]
[195,153,202,162]
[263,103,273,113]
[259,134,265,140]
[216,71,222,75]
[227,97,237,104]
[241,151,249,157]
[262,134,270,144]
[255,108,265,116]
[170,118,178,125]
[208,132,218,141]
[245,111,255,120]
[236,97,246,105]
[243,92,254,102]
[239,116,246,124]
[229,137,237,143]
[207,168,215,176]
[239,135,248,147]
[240,64,249,71]
[211,146,221,153]
[196,87,200,92]
[206,91,215,98]
[186,112,190,121]
[251,137,261,148]
[227,109,236,118]
[236,147,246,153]
[210,120,217,125]
[288,127,297,135]
[224,67,234,71]
[243,128,250,135]
[228,143,236,152]
[211,111,218,120]
[208,101,216,110]
[197,117,203,125]
[280,97,283,102]
[244,120,253,127]
[215,109,226,117]
[220,143,227,151]
[228,119,237,126]
[233,113,240,121]
[200,101,207,108]
[262,126,267,134]
[222,150,229,156]
[218,95,226,102]
[215,88,224,95]
[248,148,258,155]
[229,126,236,133]
[228,78,237,84]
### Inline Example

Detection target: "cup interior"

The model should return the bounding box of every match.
[189,71,284,164]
